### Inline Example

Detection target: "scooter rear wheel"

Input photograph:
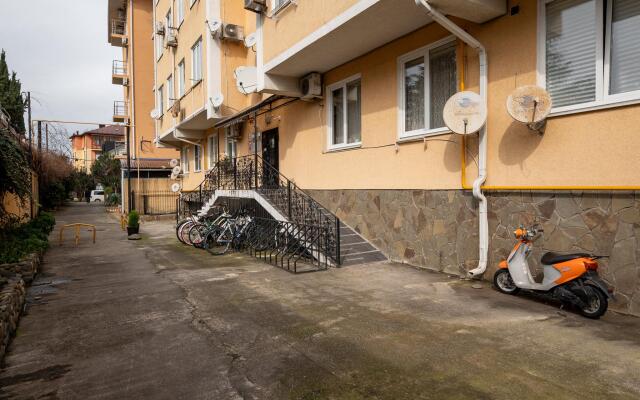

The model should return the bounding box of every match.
[494,269,520,295]
[579,286,608,319]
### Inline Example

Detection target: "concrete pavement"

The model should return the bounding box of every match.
[1,202,639,399]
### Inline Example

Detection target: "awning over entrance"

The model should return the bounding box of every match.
[214,95,288,128]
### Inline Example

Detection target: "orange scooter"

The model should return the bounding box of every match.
[494,225,613,318]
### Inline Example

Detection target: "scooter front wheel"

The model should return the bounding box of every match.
[493,269,520,295]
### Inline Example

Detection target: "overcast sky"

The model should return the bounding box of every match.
[0,0,121,147]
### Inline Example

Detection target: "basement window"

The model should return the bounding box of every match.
[539,0,640,115]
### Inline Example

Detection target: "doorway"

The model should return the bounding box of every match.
[261,128,279,188]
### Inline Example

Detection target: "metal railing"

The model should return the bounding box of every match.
[178,155,341,267]
[131,191,178,215]
[113,101,129,118]
[111,19,126,36]
[112,60,127,76]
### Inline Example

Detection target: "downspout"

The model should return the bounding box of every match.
[129,0,137,160]
[415,0,488,278]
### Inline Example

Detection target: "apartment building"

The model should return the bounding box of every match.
[70,125,125,173]
[107,0,179,211]
[167,0,640,314]
[151,0,259,191]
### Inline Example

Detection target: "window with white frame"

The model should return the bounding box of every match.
[207,134,218,169]
[181,146,189,173]
[157,84,164,115]
[225,128,237,158]
[155,34,163,60]
[327,75,361,149]
[177,60,185,97]
[165,8,173,30]
[167,75,174,110]
[194,144,202,172]
[191,38,202,84]
[539,0,640,113]
[398,38,457,138]
[176,0,184,26]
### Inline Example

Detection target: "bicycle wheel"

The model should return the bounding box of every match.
[188,224,208,248]
[176,220,189,243]
[177,220,195,244]
[206,228,233,255]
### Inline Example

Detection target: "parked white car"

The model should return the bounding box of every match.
[90,190,105,202]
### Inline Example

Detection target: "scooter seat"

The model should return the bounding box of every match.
[541,252,591,265]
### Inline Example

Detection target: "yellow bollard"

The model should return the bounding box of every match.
[59,223,97,246]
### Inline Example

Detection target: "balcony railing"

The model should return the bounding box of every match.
[113,101,129,122]
[111,19,126,36]
[112,60,127,76]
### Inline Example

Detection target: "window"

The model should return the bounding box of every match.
[165,8,173,30]
[155,34,163,60]
[194,144,202,172]
[539,0,640,113]
[176,0,184,26]
[157,85,164,115]
[181,147,189,173]
[191,38,202,84]
[167,75,174,110]
[207,134,218,169]
[327,74,361,149]
[177,60,185,97]
[398,38,457,138]
[225,128,237,158]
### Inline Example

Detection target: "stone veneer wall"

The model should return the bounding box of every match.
[308,190,640,316]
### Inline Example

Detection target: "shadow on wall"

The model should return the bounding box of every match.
[497,121,543,167]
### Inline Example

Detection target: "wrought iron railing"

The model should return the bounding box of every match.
[178,155,341,266]
[113,101,129,118]
[111,19,126,36]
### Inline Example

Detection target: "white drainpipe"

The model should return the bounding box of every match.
[415,0,489,278]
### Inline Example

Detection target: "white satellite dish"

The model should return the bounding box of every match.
[443,91,487,135]
[507,85,552,134]
[169,158,179,168]
[244,32,257,48]
[211,93,224,110]
[235,66,257,94]
[171,183,181,193]
[170,172,179,180]
[207,19,223,38]
[172,165,181,175]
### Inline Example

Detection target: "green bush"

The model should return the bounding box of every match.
[128,210,140,228]
[0,212,56,263]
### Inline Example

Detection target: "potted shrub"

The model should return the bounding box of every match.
[127,210,140,235]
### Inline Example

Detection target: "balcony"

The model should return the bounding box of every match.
[113,101,129,123]
[112,60,128,85]
[261,0,505,94]
[110,18,127,47]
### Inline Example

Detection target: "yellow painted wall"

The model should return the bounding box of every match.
[261,0,360,64]
[2,172,38,221]
[251,0,640,190]
[129,0,179,160]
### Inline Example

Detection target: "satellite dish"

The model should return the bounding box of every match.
[235,66,257,94]
[172,165,181,175]
[211,93,224,109]
[171,172,179,180]
[443,91,487,135]
[507,85,552,134]
[169,158,179,168]
[244,32,257,48]
[171,183,181,193]
[208,19,223,37]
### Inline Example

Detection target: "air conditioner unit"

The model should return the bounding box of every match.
[300,72,322,100]
[150,108,161,120]
[166,33,178,47]
[123,78,129,86]
[155,22,165,35]
[122,37,129,46]
[228,123,242,139]
[244,0,266,14]
[222,24,244,42]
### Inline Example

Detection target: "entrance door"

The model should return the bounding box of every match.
[261,129,279,187]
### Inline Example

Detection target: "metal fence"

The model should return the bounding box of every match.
[131,191,178,215]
